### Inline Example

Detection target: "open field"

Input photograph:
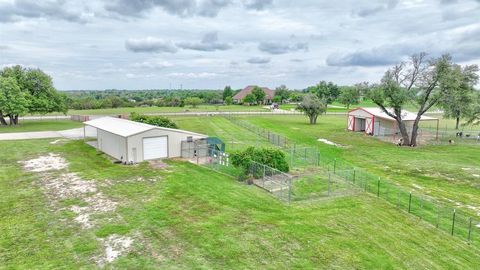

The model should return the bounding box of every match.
[0,120,83,133]
[60,105,270,116]
[1,139,480,268]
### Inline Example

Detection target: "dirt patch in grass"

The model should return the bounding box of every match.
[20,153,135,266]
[19,153,68,172]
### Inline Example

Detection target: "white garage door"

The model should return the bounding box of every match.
[143,136,168,160]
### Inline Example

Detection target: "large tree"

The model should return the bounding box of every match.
[465,91,480,126]
[222,85,233,101]
[297,94,326,124]
[251,86,266,104]
[367,53,455,146]
[0,65,67,125]
[338,86,360,109]
[308,81,340,108]
[0,77,29,125]
[439,64,479,129]
[274,85,290,103]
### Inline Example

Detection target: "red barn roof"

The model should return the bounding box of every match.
[233,85,275,100]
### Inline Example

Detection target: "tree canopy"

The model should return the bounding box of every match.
[308,81,340,105]
[222,86,233,100]
[0,65,67,125]
[274,85,290,103]
[297,94,326,124]
[338,86,360,109]
[251,86,266,104]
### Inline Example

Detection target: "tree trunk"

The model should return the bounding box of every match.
[0,111,7,126]
[309,114,318,124]
[8,115,14,125]
[397,119,410,146]
[14,115,19,125]
[455,117,460,130]
[410,121,420,147]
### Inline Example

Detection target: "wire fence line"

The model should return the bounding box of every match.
[224,115,480,247]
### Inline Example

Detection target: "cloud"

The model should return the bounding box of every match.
[105,0,231,18]
[246,57,270,64]
[177,32,231,51]
[354,0,399,17]
[326,43,414,67]
[243,0,273,10]
[125,37,178,53]
[132,60,173,69]
[258,42,308,54]
[0,0,90,23]
[167,72,220,78]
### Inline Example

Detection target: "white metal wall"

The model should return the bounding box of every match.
[97,129,127,161]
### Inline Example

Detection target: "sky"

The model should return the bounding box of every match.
[0,0,479,90]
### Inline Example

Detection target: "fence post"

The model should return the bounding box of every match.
[263,164,266,187]
[290,146,294,168]
[451,209,456,236]
[468,217,472,242]
[317,151,320,167]
[328,173,331,196]
[377,179,380,197]
[288,178,292,203]
[364,178,367,192]
[408,192,412,213]
[353,169,356,184]
[333,159,337,174]
[304,148,307,160]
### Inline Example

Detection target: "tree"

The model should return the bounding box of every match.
[274,85,289,103]
[439,64,479,129]
[354,82,370,100]
[222,85,233,100]
[338,86,360,109]
[297,94,326,124]
[465,91,480,126]
[289,91,303,102]
[243,93,256,105]
[251,86,266,104]
[230,146,289,177]
[184,97,203,108]
[130,112,178,129]
[309,81,340,107]
[0,77,29,125]
[0,65,67,123]
[367,53,454,146]
[224,96,233,105]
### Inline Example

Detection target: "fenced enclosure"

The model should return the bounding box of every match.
[247,161,358,202]
[223,116,480,246]
[181,139,242,177]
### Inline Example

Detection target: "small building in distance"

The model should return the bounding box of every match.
[232,85,275,104]
[83,116,207,163]
[347,107,439,140]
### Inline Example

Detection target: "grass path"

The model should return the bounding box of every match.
[1,139,479,268]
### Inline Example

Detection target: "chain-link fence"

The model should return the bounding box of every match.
[181,140,242,177]
[225,116,289,148]
[224,117,480,246]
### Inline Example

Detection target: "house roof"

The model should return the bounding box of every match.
[232,85,275,100]
[349,107,437,121]
[84,116,207,137]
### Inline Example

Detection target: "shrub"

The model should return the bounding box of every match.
[230,147,289,178]
[130,112,178,129]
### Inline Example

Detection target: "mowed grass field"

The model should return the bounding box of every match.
[173,115,480,215]
[63,104,269,116]
[0,120,83,133]
[1,139,480,268]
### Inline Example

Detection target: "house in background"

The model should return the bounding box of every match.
[232,85,275,104]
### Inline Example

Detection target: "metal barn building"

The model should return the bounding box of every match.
[347,107,438,137]
[83,117,207,163]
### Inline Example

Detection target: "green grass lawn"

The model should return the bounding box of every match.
[0,120,83,133]
[233,115,480,213]
[62,105,269,116]
[1,139,479,268]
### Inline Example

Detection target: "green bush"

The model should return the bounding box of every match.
[130,112,178,129]
[230,147,289,177]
